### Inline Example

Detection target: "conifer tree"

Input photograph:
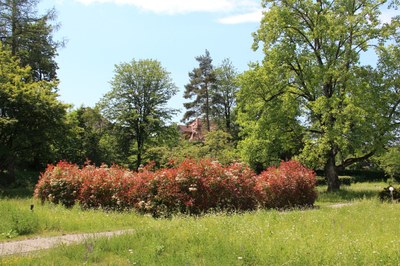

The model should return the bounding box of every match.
[0,0,63,81]
[182,50,216,131]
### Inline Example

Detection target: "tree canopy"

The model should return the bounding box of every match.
[0,45,67,184]
[182,50,216,131]
[99,59,178,169]
[0,0,62,81]
[238,0,400,191]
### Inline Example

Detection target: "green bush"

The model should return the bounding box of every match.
[339,176,352,186]
[379,185,400,202]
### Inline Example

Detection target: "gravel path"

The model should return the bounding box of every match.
[0,230,134,256]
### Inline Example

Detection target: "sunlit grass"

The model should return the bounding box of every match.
[0,182,390,241]
[2,199,400,265]
[1,182,399,265]
[0,198,147,241]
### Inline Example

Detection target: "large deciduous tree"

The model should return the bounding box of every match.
[99,59,178,170]
[182,50,215,131]
[238,0,400,191]
[0,46,67,184]
[0,0,62,81]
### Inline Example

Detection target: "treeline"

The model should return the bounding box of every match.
[1,0,400,192]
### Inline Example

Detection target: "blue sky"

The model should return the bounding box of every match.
[38,0,265,122]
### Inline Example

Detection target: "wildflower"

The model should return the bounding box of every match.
[189,186,197,192]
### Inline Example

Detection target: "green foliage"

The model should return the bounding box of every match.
[146,130,240,168]
[0,46,68,184]
[182,50,216,131]
[317,176,353,186]
[57,106,116,166]
[0,0,63,81]
[10,207,39,235]
[376,146,400,181]
[211,58,239,133]
[99,59,178,169]
[237,66,303,171]
[379,185,400,202]
[239,0,400,191]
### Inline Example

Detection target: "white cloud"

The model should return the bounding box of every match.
[77,0,238,14]
[75,0,262,21]
[218,9,263,24]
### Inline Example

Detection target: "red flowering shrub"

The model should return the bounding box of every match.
[78,164,136,211]
[256,160,317,209]
[34,161,82,208]
[34,159,317,216]
[135,159,259,216]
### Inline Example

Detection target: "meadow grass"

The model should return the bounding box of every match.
[1,182,399,265]
[0,182,389,241]
[1,199,400,265]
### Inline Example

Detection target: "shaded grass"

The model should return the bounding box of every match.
[316,182,387,204]
[2,199,400,265]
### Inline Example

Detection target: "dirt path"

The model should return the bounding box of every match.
[0,230,134,256]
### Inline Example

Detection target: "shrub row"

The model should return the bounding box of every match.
[34,160,317,216]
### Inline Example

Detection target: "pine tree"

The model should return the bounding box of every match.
[182,50,216,132]
[0,0,63,81]
[212,58,239,133]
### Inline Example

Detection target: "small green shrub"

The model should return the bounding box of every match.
[379,185,400,202]
[339,176,353,186]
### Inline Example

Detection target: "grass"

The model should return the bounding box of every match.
[1,182,399,265]
[317,182,387,204]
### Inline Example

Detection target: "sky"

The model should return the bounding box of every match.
[36,0,397,123]
[37,0,266,122]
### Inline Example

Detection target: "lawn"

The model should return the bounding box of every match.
[1,182,399,265]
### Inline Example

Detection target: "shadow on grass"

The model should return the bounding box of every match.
[317,187,380,203]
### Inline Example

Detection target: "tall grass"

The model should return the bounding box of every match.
[0,199,147,240]
[2,199,400,265]
[0,182,388,241]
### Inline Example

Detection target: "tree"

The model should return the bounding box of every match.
[237,63,304,172]
[56,106,115,166]
[239,0,400,191]
[99,59,178,170]
[212,58,239,133]
[0,0,62,81]
[0,45,67,184]
[182,50,216,131]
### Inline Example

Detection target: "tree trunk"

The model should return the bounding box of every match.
[205,82,211,132]
[136,152,142,171]
[325,152,340,192]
